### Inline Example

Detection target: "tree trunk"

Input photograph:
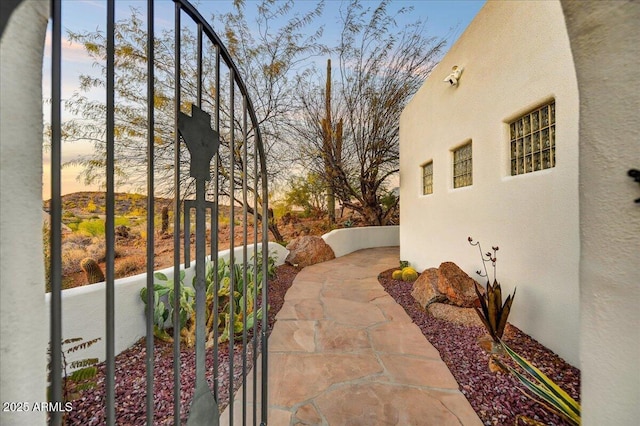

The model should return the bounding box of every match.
[327,185,335,224]
[267,208,284,243]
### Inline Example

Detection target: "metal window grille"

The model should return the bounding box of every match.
[510,101,556,175]
[453,142,472,188]
[422,161,433,195]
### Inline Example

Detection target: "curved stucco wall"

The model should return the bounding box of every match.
[322,226,399,258]
[47,226,401,366]
[44,242,289,366]
[560,1,640,424]
[0,1,49,425]
[400,0,580,366]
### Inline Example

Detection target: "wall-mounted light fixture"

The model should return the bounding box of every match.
[443,65,463,86]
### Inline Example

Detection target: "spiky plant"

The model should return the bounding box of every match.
[48,337,101,403]
[494,340,581,425]
[468,237,516,342]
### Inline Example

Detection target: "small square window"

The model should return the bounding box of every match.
[453,142,472,188]
[510,101,555,176]
[422,161,433,195]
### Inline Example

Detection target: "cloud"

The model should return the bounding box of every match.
[43,32,96,65]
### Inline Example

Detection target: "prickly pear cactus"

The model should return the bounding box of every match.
[401,267,418,282]
[391,269,404,280]
[80,258,105,284]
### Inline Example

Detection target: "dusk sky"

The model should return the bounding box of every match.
[42,0,486,199]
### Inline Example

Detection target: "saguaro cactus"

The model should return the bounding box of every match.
[161,206,169,234]
[321,58,343,224]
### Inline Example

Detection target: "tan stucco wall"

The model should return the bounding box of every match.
[400,0,580,365]
[560,1,640,424]
[0,1,49,424]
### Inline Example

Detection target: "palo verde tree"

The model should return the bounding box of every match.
[283,172,327,217]
[291,0,446,225]
[56,2,325,242]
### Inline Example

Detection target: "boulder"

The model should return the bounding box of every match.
[411,268,446,310]
[436,261,481,307]
[427,302,484,327]
[115,224,130,238]
[285,236,335,268]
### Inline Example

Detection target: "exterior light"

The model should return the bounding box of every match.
[444,65,464,86]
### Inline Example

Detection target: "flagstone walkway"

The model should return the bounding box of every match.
[223,246,482,425]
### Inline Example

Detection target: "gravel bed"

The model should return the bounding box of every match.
[64,264,297,425]
[378,268,581,426]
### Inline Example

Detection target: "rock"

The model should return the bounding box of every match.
[488,355,508,374]
[115,224,130,238]
[436,261,481,307]
[285,236,335,268]
[427,302,484,327]
[411,268,446,310]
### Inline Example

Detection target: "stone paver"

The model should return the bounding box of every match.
[222,247,482,425]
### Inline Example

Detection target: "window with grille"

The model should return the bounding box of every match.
[510,101,556,175]
[453,142,472,188]
[422,161,433,195]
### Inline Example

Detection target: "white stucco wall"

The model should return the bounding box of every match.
[0,1,49,425]
[322,226,399,258]
[400,0,580,366]
[560,1,640,424]
[44,242,289,367]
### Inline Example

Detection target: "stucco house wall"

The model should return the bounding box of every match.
[0,1,49,424]
[560,1,640,424]
[400,0,580,365]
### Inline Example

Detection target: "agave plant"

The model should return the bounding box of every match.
[469,237,516,342]
[495,340,581,425]
[474,278,516,342]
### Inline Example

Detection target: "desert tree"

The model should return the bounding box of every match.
[214,0,326,190]
[291,0,446,225]
[55,2,325,242]
[283,172,327,217]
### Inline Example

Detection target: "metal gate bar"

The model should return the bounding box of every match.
[145,0,156,423]
[48,0,270,423]
[228,66,236,426]
[172,3,182,424]
[105,1,116,424]
[49,0,62,423]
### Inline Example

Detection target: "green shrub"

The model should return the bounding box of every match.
[115,216,130,227]
[283,173,327,217]
[77,219,104,236]
[86,200,98,213]
[75,217,130,236]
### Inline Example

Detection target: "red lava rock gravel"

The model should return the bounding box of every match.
[378,268,580,426]
[63,264,297,425]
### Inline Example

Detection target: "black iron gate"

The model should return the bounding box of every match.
[48,0,270,424]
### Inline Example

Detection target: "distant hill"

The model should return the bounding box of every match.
[43,191,235,219]
[43,192,173,217]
